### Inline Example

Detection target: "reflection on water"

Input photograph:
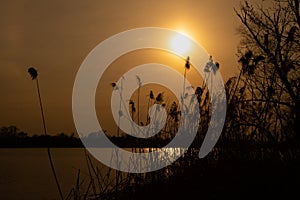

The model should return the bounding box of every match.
[86,147,187,173]
[0,147,187,200]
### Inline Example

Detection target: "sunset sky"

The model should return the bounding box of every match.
[0,0,268,135]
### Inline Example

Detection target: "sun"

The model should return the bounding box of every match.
[170,32,192,56]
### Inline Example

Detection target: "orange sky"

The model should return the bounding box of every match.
[0,0,268,135]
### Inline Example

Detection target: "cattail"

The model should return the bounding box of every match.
[195,86,203,101]
[155,93,163,103]
[129,100,136,112]
[212,62,219,74]
[185,56,190,70]
[28,67,38,80]
[110,82,119,90]
[183,57,190,98]
[204,56,213,72]
[146,90,155,124]
[150,90,154,99]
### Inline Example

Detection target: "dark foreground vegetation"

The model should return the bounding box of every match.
[64,140,299,200]
[120,148,300,200]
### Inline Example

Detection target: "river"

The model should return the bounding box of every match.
[0,148,98,200]
[0,147,183,200]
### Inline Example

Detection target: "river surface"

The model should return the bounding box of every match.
[0,148,99,200]
[0,147,184,200]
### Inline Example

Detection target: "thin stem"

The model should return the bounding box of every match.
[36,78,64,200]
[183,67,187,98]
[146,96,151,124]
[117,79,123,137]
[137,86,140,126]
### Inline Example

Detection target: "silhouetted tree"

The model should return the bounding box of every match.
[233,0,300,142]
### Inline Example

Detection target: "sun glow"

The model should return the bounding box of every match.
[170,32,192,55]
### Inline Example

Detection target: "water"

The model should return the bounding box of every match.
[0,147,188,200]
[0,148,184,200]
[0,148,93,200]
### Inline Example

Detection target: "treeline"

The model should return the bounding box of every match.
[0,125,83,148]
[0,125,176,148]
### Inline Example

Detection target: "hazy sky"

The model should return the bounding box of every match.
[0,0,263,135]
